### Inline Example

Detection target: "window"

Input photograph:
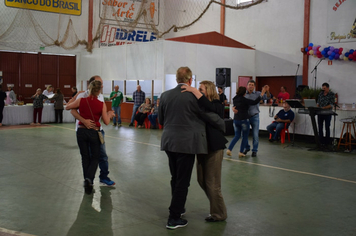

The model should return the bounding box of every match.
[113,80,124,91]
[139,80,152,99]
[153,80,162,100]
[126,80,137,100]
[102,80,112,95]
[236,0,253,6]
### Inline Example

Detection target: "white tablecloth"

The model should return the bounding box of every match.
[2,104,75,125]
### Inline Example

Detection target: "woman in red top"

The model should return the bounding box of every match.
[277,86,290,102]
[66,80,114,194]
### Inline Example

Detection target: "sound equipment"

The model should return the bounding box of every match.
[216,68,231,87]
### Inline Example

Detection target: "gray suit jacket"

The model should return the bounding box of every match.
[159,84,225,154]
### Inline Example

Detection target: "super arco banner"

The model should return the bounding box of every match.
[99,24,157,47]
[99,0,160,26]
[327,0,356,43]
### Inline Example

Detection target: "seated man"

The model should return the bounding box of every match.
[277,86,290,101]
[267,102,294,142]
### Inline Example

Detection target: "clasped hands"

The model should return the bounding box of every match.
[82,110,115,129]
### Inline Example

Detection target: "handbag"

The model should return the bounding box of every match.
[86,98,105,144]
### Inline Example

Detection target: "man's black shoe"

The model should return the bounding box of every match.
[243,149,250,155]
[252,152,257,157]
[129,123,133,127]
[166,218,188,229]
[269,138,275,142]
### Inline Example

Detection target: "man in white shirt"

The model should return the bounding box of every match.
[43,85,54,103]
[67,75,115,187]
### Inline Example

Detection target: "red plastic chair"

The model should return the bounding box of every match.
[135,112,151,129]
[269,122,291,144]
[153,118,163,129]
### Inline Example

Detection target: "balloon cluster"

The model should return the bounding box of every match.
[304,43,356,61]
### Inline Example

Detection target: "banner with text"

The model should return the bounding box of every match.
[327,0,356,43]
[5,0,82,16]
[100,0,160,26]
[100,24,157,47]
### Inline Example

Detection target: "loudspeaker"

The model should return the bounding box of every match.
[216,68,231,87]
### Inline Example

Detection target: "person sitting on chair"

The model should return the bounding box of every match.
[277,86,290,102]
[267,102,294,142]
[134,98,152,128]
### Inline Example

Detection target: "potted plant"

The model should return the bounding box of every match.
[298,88,312,99]
[298,88,322,101]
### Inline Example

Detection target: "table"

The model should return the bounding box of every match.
[2,104,75,125]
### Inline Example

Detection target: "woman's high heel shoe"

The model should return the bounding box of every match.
[238,152,246,158]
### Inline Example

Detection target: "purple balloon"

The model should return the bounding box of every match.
[328,51,332,56]
[334,54,340,59]
[330,46,335,51]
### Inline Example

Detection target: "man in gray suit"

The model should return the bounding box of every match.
[159,67,223,230]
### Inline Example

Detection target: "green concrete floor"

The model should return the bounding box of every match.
[0,123,355,236]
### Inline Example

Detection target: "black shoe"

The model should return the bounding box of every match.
[252,152,257,157]
[269,138,275,142]
[181,208,186,217]
[243,149,250,155]
[84,178,93,194]
[166,218,188,230]
[129,123,133,127]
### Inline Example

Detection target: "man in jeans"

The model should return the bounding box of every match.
[67,75,115,187]
[110,85,123,128]
[129,85,145,127]
[244,80,261,157]
[267,102,294,142]
[317,82,335,146]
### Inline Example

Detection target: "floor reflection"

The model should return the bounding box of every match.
[67,187,114,236]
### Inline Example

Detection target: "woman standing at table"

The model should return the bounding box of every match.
[31,88,48,125]
[50,88,66,123]
[0,85,6,127]
[5,86,16,105]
